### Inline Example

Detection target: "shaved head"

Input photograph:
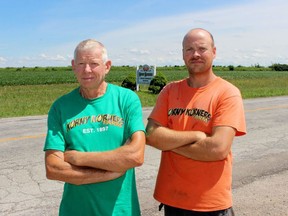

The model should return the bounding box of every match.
[183,28,215,48]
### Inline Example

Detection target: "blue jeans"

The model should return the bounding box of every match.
[162,204,235,216]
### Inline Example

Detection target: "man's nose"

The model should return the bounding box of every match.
[192,50,201,57]
[84,64,92,72]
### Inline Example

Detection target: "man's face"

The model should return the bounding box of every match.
[72,48,111,90]
[182,31,216,75]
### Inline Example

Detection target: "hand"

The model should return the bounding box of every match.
[196,131,208,141]
[106,170,126,179]
[64,150,83,166]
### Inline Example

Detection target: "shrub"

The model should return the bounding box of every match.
[228,65,234,71]
[148,72,167,94]
[121,72,136,91]
[270,64,288,71]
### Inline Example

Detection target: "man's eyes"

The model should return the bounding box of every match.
[186,47,207,52]
[199,47,207,52]
[78,62,99,67]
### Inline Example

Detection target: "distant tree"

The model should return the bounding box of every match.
[148,72,167,94]
[270,63,288,71]
[121,72,136,91]
[228,65,234,71]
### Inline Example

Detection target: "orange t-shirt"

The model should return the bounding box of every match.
[148,77,246,211]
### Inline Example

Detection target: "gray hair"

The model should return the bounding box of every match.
[73,39,108,63]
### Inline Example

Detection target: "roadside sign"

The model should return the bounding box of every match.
[136,64,156,91]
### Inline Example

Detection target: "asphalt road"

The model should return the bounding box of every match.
[0,96,288,216]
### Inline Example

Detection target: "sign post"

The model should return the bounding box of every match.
[136,64,156,91]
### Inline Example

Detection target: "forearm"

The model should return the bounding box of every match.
[65,131,145,172]
[146,121,206,151]
[47,163,123,185]
[172,137,226,161]
[172,127,235,161]
[71,148,142,172]
[45,151,123,185]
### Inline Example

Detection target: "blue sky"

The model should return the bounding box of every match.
[0,0,287,67]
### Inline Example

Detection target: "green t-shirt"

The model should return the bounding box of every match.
[44,83,145,216]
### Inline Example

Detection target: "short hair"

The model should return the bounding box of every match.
[182,28,215,48]
[74,39,108,63]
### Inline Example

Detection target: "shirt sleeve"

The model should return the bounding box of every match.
[148,84,171,127]
[125,91,145,136]
[213,90,247,136]
[43,102,66,152]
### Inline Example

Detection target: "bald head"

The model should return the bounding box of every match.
[182,28,215,48]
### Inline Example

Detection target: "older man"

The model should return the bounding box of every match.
[44,39,145,216]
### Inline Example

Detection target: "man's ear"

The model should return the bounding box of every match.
[105,60,112,74]
[213,47,216,59]
[71,59,76,71]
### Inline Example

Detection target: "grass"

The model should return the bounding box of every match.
[215,71,288,98]
[0,66,288,118]
[232,78,288,98]
[0,84,78,117]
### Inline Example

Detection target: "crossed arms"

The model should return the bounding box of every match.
[145,119,236,161]
[45,131,145,185]
[45,116,235,186]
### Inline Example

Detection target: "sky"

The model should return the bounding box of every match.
[0,0,287,68]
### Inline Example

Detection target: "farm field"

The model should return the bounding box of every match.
[0,66,288,118]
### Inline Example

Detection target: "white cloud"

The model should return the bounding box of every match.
[129,49,150,55]
[0,56,7,63]
[1,0,287,67]
[97,0,288,66]
[40,53,66,61]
